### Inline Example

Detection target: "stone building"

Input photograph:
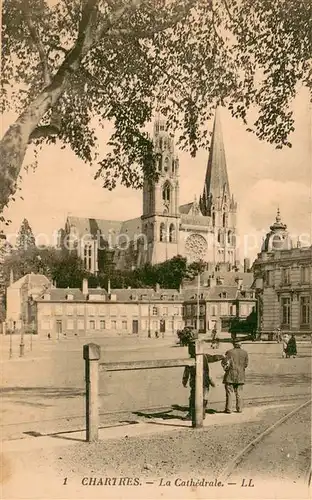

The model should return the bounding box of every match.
[252,210,312,336]
[5,273,51,331]
[182,269,256,333]
[35,279,184,338]
[61,108,238,272]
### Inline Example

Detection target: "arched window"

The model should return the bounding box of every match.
[159,137,163,149]
[169,223,175,243]
[84,244,92,271]
[227,230,232,244]
[212,212,216,226]
[172,159,175,173]
[164,157,169,172]
[160,222,166,242]
[162,182,171,203]
[222,212,227,227]
[217,230,221,244]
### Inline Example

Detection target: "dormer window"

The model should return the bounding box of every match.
[66,293,73,301]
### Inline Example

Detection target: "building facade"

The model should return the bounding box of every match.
[35,280,184,338]
[253,211,312,336]
[61,109,238,272]
[182,270,256,333]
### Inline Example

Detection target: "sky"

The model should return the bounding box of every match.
[1,86,311,263]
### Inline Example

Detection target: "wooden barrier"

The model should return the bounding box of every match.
[83,340,222,442]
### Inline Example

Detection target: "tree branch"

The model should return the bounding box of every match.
[23,6,52,86]
[107,0,198,39]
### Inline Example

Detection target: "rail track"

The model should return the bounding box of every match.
[219,398,312,486]
[1,391,310,429]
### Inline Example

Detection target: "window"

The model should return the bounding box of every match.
[122,320,127,330]
[77,320,84,330]
[186,305,192,316]
[169,320,174,330]
[199,304,205,315]
[164,157,169,172]
[211,306,217,316]
[100,320,106,329]
[230,305,235,316]
[55,305,63,316]
[84,244,92,271]
[89,320,95,330]
[300,296,310,325]
[88,306,96,316]
[212,212,215,226]
[186,319,192,327]
[172,159,175,173]
[169,223,175,243]
[152,306,158,316]
[222,212,227,227]
[77,305,84,316]
[281,297,291,326]
[227,231,232,245]
[110,307,117,316]
[199,319,205,330]
[162,182,170,203]
[265,270,273,286]
[67,305,74,316]
[111,320,117,329]
[301,266,310,284]
[67,319,74,330]
[141,320,148,330]
[220,303,228,315]
[152,320,158,330]
[160,223,166,242]
[281,268,290,285]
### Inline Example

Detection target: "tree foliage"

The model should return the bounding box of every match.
[1,0,311,212]
[2,245,91,288]
[16,218,36,252]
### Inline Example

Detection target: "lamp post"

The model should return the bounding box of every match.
[9,318,13,359]
[196,273,200,331]
[19,315,25,357]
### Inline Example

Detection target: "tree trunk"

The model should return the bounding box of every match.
[0,82,67,213]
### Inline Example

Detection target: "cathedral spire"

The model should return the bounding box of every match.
[201,107,230,215]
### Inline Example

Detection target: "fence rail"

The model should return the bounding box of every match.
[83,341,223,443]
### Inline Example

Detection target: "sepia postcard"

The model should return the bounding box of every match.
[0,0,311,499]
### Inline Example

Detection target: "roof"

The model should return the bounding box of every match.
[183,285,239,301]
[37,287,107,302]
[66,216,123,239]
[179,202,194,214]
[9,273,51,290]
[184,271,254,289]
[111,288,182,302]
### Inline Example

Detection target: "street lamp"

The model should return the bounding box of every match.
[19,314,25,357]
[9,318,13,359]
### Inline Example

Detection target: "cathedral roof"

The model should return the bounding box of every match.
[67,216,123,238]
[179,202,194,214]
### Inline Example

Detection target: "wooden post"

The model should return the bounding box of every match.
[193,340,204,428]
[83,343,101,442]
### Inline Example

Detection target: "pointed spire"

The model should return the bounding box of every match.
[276,206,281,223]
[270,207,287,231]
[201,107,230,216]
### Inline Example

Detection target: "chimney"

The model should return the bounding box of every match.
[244,258,250,273]
[107,279,111,294]
[208,275,216,288]
[235,276,243,289]
[82,278,88,295]
[155,283,160,293]
[217,276,224,285]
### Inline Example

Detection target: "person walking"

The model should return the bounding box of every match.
[222,340,249,414]
[285,333,297,358]
[282,333,290,358]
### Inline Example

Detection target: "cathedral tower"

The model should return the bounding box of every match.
[141,118,180,264]
[199,108,238,266]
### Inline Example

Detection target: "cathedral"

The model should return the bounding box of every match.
[62,109,238,273]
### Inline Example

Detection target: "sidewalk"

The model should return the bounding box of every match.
[1,401,296,454]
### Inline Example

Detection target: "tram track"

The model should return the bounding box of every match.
[219,398,312,486]
[1,391,310,429]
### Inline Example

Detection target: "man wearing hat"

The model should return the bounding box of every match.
[222,340,249,414]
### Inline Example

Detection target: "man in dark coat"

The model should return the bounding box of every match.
[182,353,215,420]
[222,340,249,413]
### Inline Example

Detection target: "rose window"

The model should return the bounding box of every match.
[185,234,208,261]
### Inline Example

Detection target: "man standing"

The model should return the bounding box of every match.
[222,340,249,414]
